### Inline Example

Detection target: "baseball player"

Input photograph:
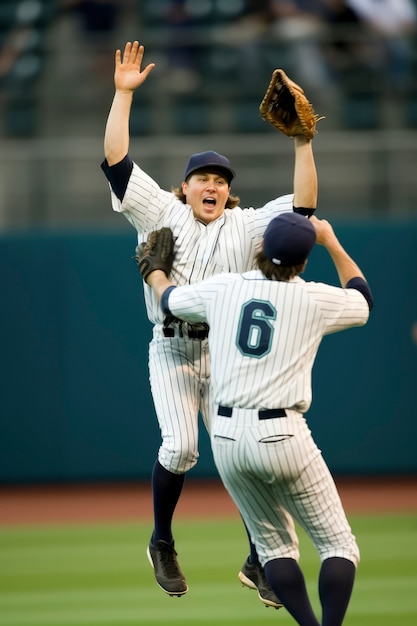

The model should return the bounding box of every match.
[139,213,373,625]
[101,40,318,604]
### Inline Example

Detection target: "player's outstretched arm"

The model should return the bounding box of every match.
[147,270,173,304]
[310,216,366,287]
[259,69,319,212]
[104,41,155,166]
[293,136,317,211]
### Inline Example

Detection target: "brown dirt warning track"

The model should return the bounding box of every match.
[0,476,416,526]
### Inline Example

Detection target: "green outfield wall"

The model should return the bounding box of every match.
[1,220,416,483]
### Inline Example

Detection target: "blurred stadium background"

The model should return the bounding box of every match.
[1,0,417,485]
[2,0,417,227]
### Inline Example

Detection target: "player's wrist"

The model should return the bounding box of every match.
[145,268,166,285]
[293,135,311,147]
[114,88,135,100]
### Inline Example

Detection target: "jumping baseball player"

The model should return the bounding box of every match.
[139,213,373,626]
[101,40,319,605]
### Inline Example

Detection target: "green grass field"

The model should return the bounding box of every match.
[1,514,416,626]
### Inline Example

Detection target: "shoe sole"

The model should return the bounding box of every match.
[146,546,189,597]
[238,570,257,590]
[238,570,283,610]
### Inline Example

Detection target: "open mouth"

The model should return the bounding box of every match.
[203,197,216,207]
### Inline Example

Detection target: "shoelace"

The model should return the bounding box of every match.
[159,544,181,578]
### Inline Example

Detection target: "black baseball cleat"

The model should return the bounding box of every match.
[238,557,283,609]
[147,539,188,597]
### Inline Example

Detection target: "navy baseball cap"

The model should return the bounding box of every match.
[184,151,235,183]
[263,212,316,267]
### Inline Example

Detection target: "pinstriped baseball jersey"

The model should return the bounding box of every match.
[162,268,369,566]
[164,269,370,411]
[109,163,294,325]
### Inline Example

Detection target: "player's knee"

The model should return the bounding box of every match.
[159,446,199,474]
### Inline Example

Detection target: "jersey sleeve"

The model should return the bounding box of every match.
[165,283,209,324]
[241,193,294,241]
[259,193,294,215]
[101,155,133,201]
[307,281,371,334]
[103,160,177,233]
[262,195,316,218]
[160,286,177,316]
[345,277,374,310]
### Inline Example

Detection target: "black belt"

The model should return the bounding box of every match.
[163,324,209,340]
[218,405,287,419]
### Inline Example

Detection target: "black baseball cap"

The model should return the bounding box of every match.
[184,151,235,183]
[263,213,316,267]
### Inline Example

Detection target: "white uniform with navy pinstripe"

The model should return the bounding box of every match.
[163,269,369,566]
[108,163,294,473]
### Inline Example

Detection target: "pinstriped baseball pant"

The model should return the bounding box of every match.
[211,406,360,568]
[149,334,211,474]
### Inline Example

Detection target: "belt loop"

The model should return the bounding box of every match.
[258,408,287,419]
[218,405,286,419]
[218,405,233,417]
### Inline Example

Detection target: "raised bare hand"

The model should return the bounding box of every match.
[114,41,155,92]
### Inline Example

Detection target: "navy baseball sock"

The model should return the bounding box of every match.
[319,557,356,626]
[264,557,320,625]
[151,461,185,543]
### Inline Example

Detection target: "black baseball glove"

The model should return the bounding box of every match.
[135,228,174,282]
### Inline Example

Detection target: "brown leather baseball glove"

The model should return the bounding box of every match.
[259,69,324,139]
[135,228,174,282]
